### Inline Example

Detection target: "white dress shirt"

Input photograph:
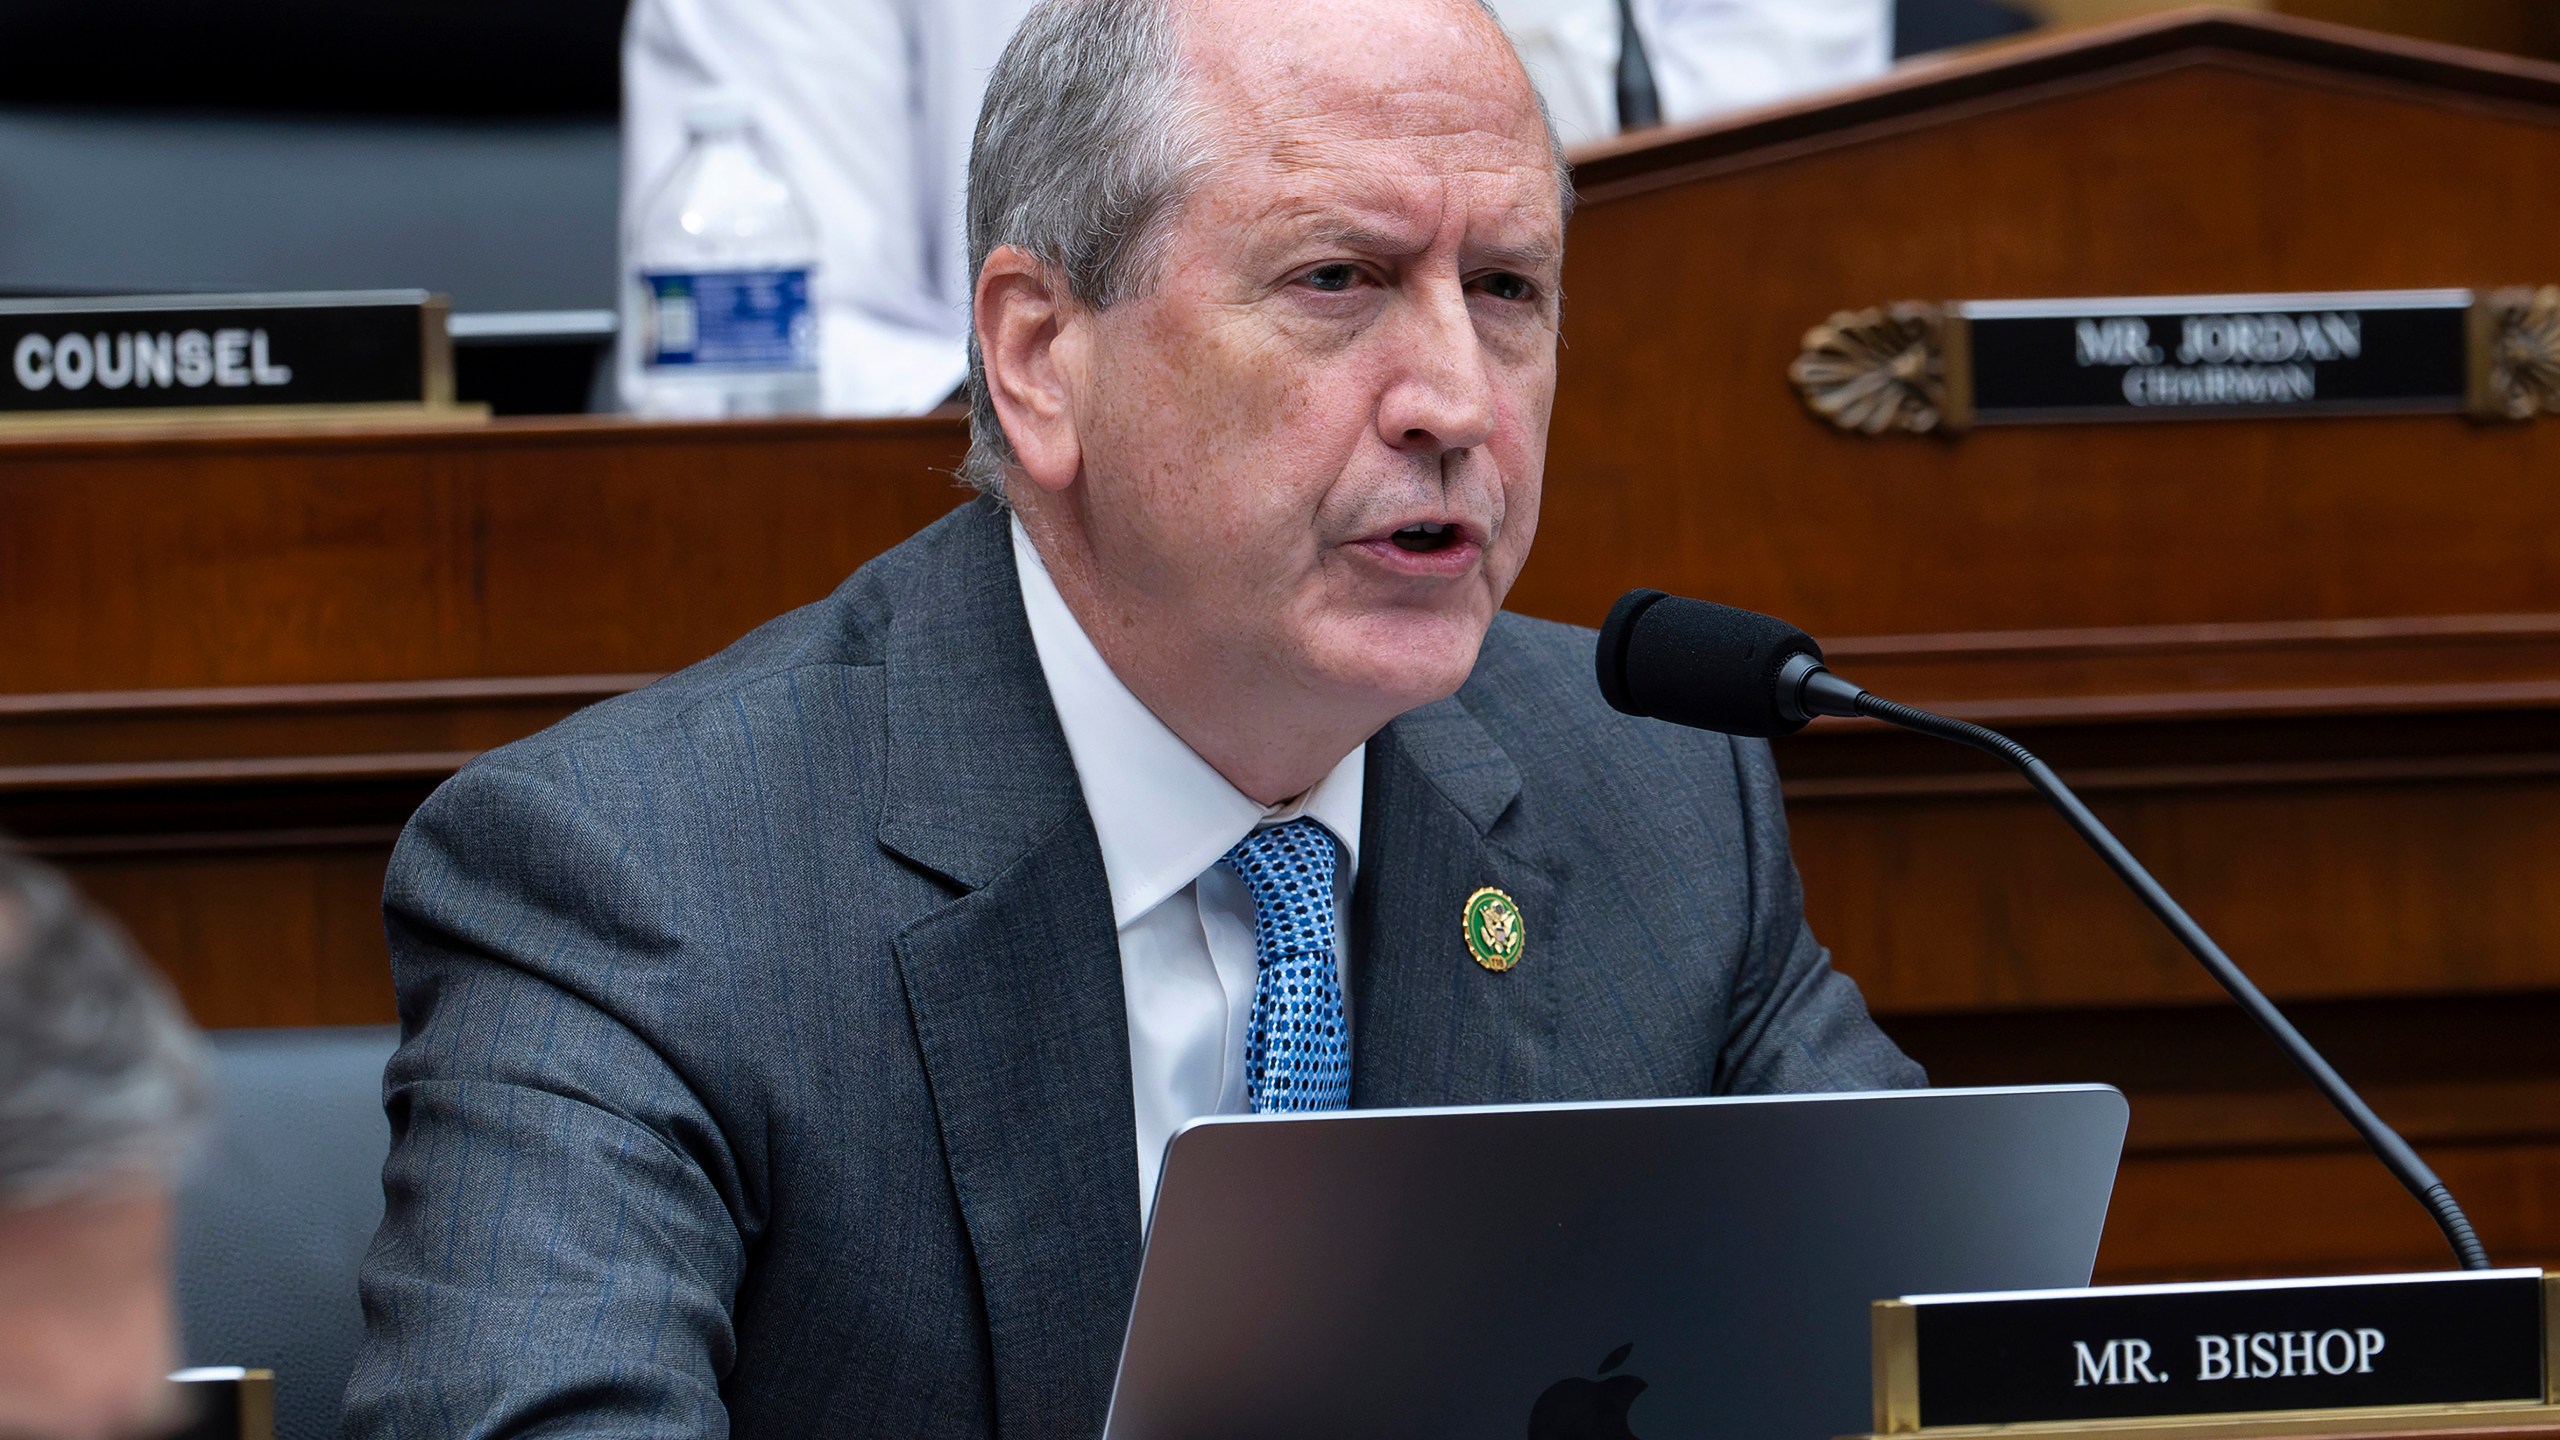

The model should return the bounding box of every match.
[620,0,1885,415]
[1495,0,1892,149]
[1011,520,1364,1221]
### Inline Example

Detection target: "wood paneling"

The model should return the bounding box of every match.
[2275,1,2560,63]
[0,416,968,692]
[1894,995,2560,1277]
[69,843,406,1030]
[1538,37,2560,637]
[1784,719,2560,1011]
[9,13,2560,1287]
[1546,12,2560,1281]
[2025,3,2560,66]
[2,416,971,1037]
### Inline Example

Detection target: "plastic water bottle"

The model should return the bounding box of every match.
[622,93,820,418]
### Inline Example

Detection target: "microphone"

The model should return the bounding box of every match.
[1596,589,2493,1272]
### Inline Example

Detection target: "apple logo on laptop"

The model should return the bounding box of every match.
[1527,1342,1649,1439]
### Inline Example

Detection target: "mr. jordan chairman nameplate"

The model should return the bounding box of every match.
[0,291,455,421]
[1787,285,2560,435]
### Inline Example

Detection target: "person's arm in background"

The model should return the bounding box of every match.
[621,0,1030,416]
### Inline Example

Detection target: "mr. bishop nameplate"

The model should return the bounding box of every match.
[0,290,455,421]
[1872,1270,2553,1432]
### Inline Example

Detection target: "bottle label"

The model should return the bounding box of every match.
[641,268,815,370]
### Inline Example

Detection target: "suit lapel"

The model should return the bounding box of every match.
[892,828,1139,1439]
[876,502,1140,1439]
[1350,694,1565,1108]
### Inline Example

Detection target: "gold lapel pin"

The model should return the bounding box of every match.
[1462,886,1526,972]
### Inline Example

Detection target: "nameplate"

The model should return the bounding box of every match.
[1789,285,2560,434]
[1963,290,2471,422]
[0,291,456,423]
[1871,1270,2553,1432]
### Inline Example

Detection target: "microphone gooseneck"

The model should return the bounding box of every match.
[1844,691,2490,1272]
[1597,591,2494,1272]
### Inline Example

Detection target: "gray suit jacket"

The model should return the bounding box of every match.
[345,498,1919,1440]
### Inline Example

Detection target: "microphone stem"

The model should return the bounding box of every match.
[1848,691,2492,1272]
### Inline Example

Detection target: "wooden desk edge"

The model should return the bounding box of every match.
[1850,1403,2560,1439]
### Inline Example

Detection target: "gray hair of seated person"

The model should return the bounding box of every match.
[959,0,1571,500]
[0,848,208,1209]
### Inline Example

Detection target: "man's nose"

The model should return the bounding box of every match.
[1375,281,1498,459]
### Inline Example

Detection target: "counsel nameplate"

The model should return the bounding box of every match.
[1871,1270,2552,1432]
[0,291,456,422]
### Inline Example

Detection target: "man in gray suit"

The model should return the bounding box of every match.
[346,0,1920,1435]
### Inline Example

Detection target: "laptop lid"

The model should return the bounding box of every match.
[1104,1084,2128,1440]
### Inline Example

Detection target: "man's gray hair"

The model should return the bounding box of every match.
[960,0,1571,500]
[0,848,208,1209]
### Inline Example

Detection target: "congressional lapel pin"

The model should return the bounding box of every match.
[1462,886,1525,972]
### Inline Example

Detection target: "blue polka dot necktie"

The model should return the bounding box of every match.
[1222,817,1351,1113]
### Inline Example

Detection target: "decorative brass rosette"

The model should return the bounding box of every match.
[1788,302,1956,435]
[2476,284,2560,421]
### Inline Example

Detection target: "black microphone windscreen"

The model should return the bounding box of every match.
[1595,590,1824,738]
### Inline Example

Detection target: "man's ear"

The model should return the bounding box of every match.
[974,244,1083,495]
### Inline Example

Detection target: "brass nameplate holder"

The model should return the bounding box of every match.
[167,1366,276,1440]
[1863,1270,2560,1439]
[1790,286,2560,435]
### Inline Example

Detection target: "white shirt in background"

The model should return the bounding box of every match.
[620,0,1890,407]
[622,0,1034,416]
[1496,0,1893,149]
[1010,519,1365,1223]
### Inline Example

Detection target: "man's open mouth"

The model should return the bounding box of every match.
[1389,521,1460,553]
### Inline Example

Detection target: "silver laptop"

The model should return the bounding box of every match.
[1103,1085,2128,1440]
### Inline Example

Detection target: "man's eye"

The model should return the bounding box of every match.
[1475,272,1535,302]
[1303,264,1359,293]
